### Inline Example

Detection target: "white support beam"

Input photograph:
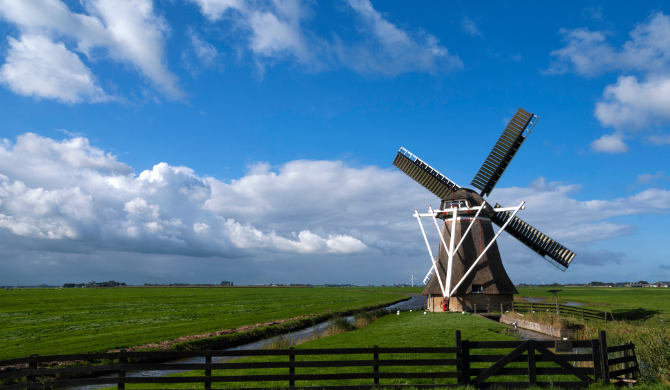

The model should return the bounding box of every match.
[414,209,446,297]
[448,201,526,297]
[445,206,458,297]
[451,200,487,257]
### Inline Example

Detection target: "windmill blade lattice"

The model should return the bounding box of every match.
[491,203,576,271]
[471,108,539,197]
[393,147,461,198]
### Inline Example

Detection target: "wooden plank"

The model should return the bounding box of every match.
[528,340,536,386]
[609,366,640,378]
[461,339,470,385]
[0,357,30,366]
[469,367,593,376]
[591,339,602,381]
[535,344,593,383]
[473,341,528,384]
[0,364,119,380]
[469,354,592,363]
[608,344,635,353]
[122,372,460,384]
[455,330,462,386]
[608,355,637,366]
[600,330,610,385]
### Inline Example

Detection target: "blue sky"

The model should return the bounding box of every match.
[0,0,669,286]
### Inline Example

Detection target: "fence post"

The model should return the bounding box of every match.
[118,350,126,390]
[527,340,537,386]
[461,340,470,385]
[591,338,602,381]
[605,312,608,322]
[623,344,631,379]
[530,302,533,313]
[289,347,295,388]
[373,345,379,386]
[487,304,490,314]
[27,354,37,390]
[474,304,477,314]
[599,331,609,385]
[455,330,462,386]
[500,303,504,314]
[205,349,212,389]
[511,300,515,312]
[582,308,584,320]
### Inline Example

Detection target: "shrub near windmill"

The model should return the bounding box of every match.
[393,108,576,312]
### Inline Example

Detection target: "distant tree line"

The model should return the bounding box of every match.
[63,281,126,288]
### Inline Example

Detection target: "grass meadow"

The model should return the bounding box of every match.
[0,287,405,360]
[515,286,670,314]
[121,311,667,390]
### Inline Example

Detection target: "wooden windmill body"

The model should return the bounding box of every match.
[422,189,518,312]
[393,108,576,312]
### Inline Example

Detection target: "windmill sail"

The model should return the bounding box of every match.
[491,203,575,271]
[393,147,461,199]
[471,108,539,197]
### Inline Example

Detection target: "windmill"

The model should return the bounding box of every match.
[393,108,575,312]
[410,275,417,287]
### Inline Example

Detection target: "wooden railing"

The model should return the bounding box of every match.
[511,302,611,321]
[0,330,637,389]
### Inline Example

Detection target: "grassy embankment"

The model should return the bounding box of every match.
[515,287,670,384]
[0,287,406,360]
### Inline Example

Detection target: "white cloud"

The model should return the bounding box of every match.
[595,75,670,130]
[0,35,110,103]
[462,17,482,38]
[0,0,182,101]
[647,134,670,145]
[189,0,461,76]
[188,31,221,69]
[590,132,630,153]
[637,171,668,185]
[2,133,670,283]
[548,12,670,145]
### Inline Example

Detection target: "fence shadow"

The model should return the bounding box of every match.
[611,308,659,321]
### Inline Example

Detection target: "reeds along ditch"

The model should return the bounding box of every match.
[574,321,670,385]
[263,308,390,349]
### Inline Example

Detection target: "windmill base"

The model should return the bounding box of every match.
[426,293,514,313]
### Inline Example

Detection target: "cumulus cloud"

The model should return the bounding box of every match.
[547,12,670,147]
[489,177,670,248]
[1,133,669,283]
[188,0,461,75]
[0,35,111,103]
[590,132,630,153]
[0,0,182,102]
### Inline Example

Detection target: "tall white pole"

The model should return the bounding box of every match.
[449,201,525,297]
[428,206,453,297]
[414,209,446,297]
[445,206,458,298]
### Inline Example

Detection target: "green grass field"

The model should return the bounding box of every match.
[126,311,515,389]
[0,287,405,360]
[515,286,670,314]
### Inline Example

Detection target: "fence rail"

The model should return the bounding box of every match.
[0,331,636,389]
[511,302,611,321]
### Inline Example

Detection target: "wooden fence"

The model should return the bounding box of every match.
[0,330,636,390]
[510,302,611,321]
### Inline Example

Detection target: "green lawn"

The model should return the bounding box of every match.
[0,287,404,360]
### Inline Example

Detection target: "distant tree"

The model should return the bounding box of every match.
[590,281,605,286]
[638,280,649,284]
